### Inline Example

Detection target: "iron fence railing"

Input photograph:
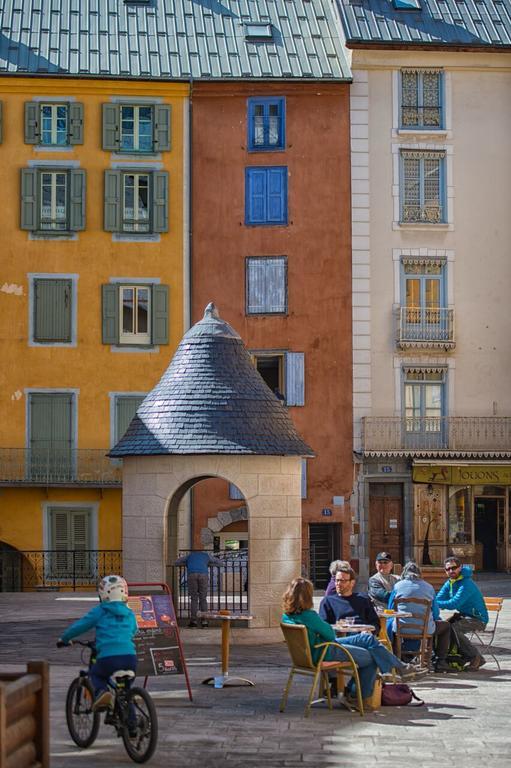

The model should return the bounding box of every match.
[0,449,121,486]
[168,549,248,619]
[362,416,511,454]
[396,306,455,347]
[0,549,122,592]
[401,105,442,129]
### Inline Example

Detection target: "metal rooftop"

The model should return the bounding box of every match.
[0,0,351,81]
[337,0,511,48]
[109,303,315,457]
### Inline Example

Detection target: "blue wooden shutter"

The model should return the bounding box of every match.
[267,167,287,223]
[104,170,121,232]
[267,257,286,312]
[245,168,267,224]
[69,103,84,144]
[301,459,307,499]
[229,484,244,500]
[152,171,169,233]
[286,352,305,406]
[151,284,169,344]
[69,169,86,231]
[102,284,119,344]
[247,257,286,313]
[154,105,171,151]
[102,104,120,151]
[34,279,72,343]
[20,168,38,230]
[24,101,39,144]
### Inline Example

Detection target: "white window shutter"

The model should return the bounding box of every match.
[286,352,305,406]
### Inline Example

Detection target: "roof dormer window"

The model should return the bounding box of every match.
[244,22,273,40]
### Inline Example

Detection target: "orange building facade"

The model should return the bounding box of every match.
[190,82,353,586]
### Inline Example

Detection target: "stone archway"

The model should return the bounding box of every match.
[122,454,302,628]
[200,505,248,549]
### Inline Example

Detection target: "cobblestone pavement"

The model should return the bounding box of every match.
[1,582,511,768]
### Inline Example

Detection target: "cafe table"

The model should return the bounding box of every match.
[334,622,376,635]
[199,611,255,688]
[376,610,412,650]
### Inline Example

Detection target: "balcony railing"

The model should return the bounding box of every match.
[396,306,455,349]
[401,105,442,129]
[0,549,122,591]
[401,203,444,224]
[0,449,121,486]
[361,416,511,455]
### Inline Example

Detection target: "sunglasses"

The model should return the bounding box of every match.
[445,565,459,572]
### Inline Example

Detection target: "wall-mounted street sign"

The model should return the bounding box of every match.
[322,508,333,517]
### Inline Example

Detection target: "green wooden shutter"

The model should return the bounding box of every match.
[104,170,121,232]
[20,169,38,231]
[115,396,145,442]
[0,102,3,144]
[152,171,168,233]
[102,103,120,150]
[50,509,72,576]
[24,101,39,143]
[69,102,84,144]
[71,510,91,576]
[154,104,171,151]
[34,279,72,343]
[152,284,169,344]
[29,393,73,481]
[102,284,119,344]
[69,169,86,231]
[286,352,305,406]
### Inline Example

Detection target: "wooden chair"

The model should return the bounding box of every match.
[394,597,433,669]
[279,622,364,717]
[468,597,504,669]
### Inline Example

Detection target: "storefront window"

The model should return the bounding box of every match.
[448,486,472,545]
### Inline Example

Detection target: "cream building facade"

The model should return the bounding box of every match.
[336,1,511,580]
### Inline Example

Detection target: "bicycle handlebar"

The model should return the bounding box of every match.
[56,639,96,649]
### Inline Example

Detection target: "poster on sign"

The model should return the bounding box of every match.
[127,593,184,677]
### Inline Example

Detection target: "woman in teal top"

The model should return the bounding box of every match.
[282,577,423,699]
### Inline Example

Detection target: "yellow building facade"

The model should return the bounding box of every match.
[0,77,188,589]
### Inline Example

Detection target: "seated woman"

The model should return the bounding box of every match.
[282,577,426,704]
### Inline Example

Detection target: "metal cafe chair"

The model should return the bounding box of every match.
[394,597,433,669]
[468,597,504,669]
[279,622,364,717]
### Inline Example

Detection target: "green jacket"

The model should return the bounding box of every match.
[282,609,337,664]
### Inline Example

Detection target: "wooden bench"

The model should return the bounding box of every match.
[0,661,49,768]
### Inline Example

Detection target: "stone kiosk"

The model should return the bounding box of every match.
[110,304,314,629]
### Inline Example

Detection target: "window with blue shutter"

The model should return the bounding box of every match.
[400,70,443,129]
[245,167,287,226]
[400,151,446,224]
[33,278,72,344]
[248,98,285,151]
[246,256,287,314]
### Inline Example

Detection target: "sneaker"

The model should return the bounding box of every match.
[434,660,457,674]
[466,655,486,671]
[398,663,429,682]
[92,690,113,711]
[201,621,209,628]
[188,620,198,628]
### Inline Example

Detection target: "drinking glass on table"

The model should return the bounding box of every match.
[345,616,356,626]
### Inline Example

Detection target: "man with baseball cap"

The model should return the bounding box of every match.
[368,552,400,610]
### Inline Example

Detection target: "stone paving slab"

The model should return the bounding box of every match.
[1,589,511,767]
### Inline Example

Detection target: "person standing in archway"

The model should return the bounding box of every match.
[175,550,223,627]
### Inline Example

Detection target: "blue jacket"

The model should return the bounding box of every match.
[175,551,223,574]
[61,601,138,659]
[436,566,488,624]
[388,577,438,635]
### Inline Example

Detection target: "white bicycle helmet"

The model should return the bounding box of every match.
[98,574,128,603]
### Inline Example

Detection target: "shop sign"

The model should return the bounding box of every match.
[413,465,511,485]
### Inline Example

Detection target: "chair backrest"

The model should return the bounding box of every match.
[280,622,315,670]
[483,597,503,632]
[395,597,432,639]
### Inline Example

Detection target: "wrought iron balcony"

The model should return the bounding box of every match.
[401,203,444,224]
[396,306,455,349]
[0,449,121,486]
[361,417,511,456]
[0,548,122,591]
[401,105,443,130]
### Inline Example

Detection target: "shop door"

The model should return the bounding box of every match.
[369,484,403,566]
[308,523,341,590]
[475,498,504,571]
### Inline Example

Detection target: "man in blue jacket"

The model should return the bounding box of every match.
[436,557,489,670]
[175,550,223,627]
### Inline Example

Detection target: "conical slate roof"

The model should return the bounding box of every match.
[109,303,314,457]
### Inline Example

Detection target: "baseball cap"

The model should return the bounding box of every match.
[376,552,393,562]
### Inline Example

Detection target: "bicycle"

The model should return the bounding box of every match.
[58,639,158,763]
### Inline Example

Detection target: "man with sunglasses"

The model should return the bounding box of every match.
[436,557,488,670]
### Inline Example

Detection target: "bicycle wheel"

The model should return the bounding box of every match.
[65,677,100,748]
[121,686,158,764]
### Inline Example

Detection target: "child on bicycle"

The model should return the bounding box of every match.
[58,574,138,710]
